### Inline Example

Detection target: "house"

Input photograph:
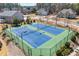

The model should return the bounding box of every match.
[21,8,32,15]
[57,9,77,19]
[0,19,4,23]
[1,8,10,11]
[0,11,24,23]
[36,8,48,16]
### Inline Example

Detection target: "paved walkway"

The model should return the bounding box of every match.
[0,24,25,56]
[7,41,25,56]
[0,38,8,56]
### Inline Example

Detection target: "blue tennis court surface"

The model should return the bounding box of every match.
[12,26,51,48]
[31,23,64,35]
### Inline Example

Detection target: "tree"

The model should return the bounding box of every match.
[0,3,22,10]
[72,4,79,15]
[26,16,32,24]
[31,8,37,13]
[13,17,20,27]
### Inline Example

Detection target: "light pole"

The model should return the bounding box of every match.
[67,26,70,41]
[66,13,71,41]
[10,26,12,41]
[55,17,57,28]
[37,17,41,30]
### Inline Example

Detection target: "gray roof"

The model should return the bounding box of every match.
[57,9,76,18]
[0,11,18,16]
[37,8,48,16]
[58,9,76,15]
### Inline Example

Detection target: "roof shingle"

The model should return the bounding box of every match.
[0,11,18,16]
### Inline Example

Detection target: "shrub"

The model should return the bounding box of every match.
[60,46,66,51]
[65,42,70,48]
[12,24,20,27]
[24,22,26,25]
[2,33,6,37]
[69,47,73,52]
[77,35,79,38]
[56,44,73,56]
[62,49,71,56]
[71,36,76,42]
[75,32,79,36]
[26,16,31,24]
[56,50,62,56]
[0,41,2,50]
[33,20,36,22]
[2,25,8,31]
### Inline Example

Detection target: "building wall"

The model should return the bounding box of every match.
[0,16,13,23]
[6,16,13,23]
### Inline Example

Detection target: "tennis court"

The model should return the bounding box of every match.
[5,23,74,56]
[12,26,51,48]
[31,23,64,35]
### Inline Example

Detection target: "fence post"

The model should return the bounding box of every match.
[40,48,42,56]
[31,49,32,56]
[50,48,51,56]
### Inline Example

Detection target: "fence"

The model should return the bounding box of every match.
[5,29,75,56]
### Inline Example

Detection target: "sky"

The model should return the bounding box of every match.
[20,3,36,6]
